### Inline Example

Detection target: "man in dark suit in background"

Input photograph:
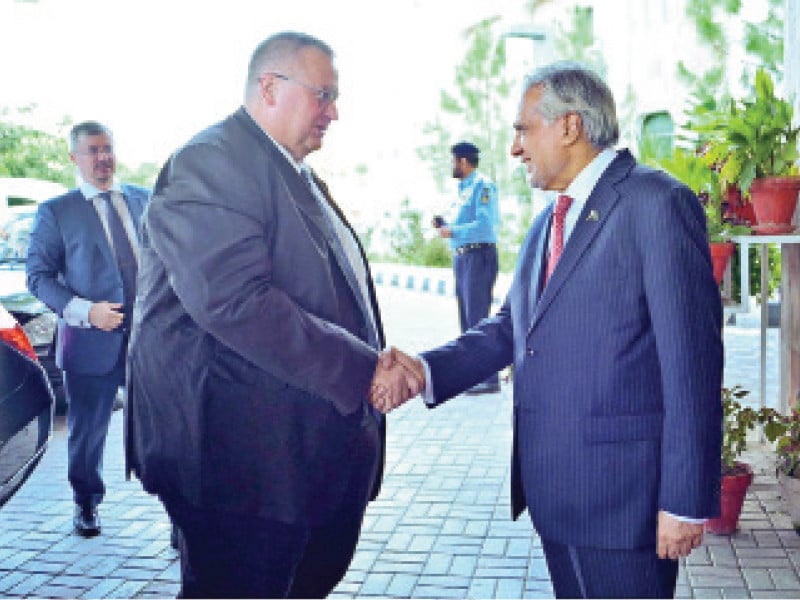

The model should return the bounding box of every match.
[27,121,149,537]
[378,62,723,598]
[125,32,418,598]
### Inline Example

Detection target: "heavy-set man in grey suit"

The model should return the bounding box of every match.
[125,32,418,598]
[27,121,149,537]
[379,62,723,598]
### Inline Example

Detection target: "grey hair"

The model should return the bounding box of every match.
[69,121,112,152]
[523,61,619,149]
[245,31,333,95]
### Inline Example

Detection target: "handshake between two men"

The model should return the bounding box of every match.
[369,348,426,414]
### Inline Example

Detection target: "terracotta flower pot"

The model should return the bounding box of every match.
[706,462,753,535]
[750,176,800,235]
[709,242,735,285]
[726,185,758,226]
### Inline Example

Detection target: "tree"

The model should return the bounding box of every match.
[0,110,73,186]
[417,17,530,205]
[385,198,451,267]
[0,108,159,189]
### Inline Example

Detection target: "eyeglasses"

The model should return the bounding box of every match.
[265,72,338,106]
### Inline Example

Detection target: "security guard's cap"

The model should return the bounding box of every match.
[450,141,480,159]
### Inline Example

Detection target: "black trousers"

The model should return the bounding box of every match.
[166,496,366,599]
[541,537,679,599]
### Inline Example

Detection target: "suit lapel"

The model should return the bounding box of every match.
[529,150,634,333]
[232,109,380,346]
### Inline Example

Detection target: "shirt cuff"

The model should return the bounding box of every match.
[420,356,436,406]
[663,511,706,525]
[63,297,92,328]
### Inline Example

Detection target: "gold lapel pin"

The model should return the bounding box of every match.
[587,209,600,221]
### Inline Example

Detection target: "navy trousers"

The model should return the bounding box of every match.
[541,537,679,598]
[63,350,124,508]
[453,244,499,386]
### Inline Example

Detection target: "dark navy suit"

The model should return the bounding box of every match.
[422,150,723,597]
[27,184,148,508]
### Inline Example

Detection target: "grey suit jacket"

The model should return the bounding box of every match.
[126,108,385,526]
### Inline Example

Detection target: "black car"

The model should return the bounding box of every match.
[0,303,54,506]
[0,207,65,412]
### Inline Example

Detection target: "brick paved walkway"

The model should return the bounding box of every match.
[0,285,795,598]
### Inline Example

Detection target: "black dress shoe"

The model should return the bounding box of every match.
[73,504,101,537]
[464,382,501,395]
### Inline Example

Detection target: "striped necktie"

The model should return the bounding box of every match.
[99,192,137,329]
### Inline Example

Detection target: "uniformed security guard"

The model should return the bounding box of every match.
[433,141,501,394]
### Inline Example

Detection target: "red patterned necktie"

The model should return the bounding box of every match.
[545,194,574,283]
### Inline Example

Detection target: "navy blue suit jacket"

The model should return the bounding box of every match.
[26,184,149,375]
[422,150,723,550]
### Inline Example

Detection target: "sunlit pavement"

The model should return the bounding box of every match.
[0,285,793,598]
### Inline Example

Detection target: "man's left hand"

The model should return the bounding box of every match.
[656,510,704,560]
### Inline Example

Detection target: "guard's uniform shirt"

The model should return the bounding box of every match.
[447,171,500,251]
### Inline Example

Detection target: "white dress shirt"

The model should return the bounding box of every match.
[62,179,139,328]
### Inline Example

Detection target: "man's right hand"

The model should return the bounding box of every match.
[88,301,125,331]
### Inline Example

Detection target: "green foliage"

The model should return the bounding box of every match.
[651,146,750,242]
[416,18,530,205]
[722,385,783,473]
[385,198,452,267]
[774,405,800,478]
[0,109,158,189]
[0,115,73,186]
[115,161,159,188]
[554,5,608,78]
[699,69,799,196]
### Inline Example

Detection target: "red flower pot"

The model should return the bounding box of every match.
[725,185,758,226]
[705,463,753,535]
[709,242,735,285]
[750,176,800,235]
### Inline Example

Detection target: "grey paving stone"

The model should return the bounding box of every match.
[360,572,393,596]
[720,587,751,598]
[769,568,800,590]
[8,573,52,596]
[385,573,418,597]
[495,577,525,598]
[468,577,497,598]
[741,567,775,590]
[423,553,453,575]
[450,555,477,577]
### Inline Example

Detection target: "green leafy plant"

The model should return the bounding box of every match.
[698,68,800,196]
[722,385,783,474]
[655,147,750,242]
[774,405,800,478]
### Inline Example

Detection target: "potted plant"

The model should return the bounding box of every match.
[773,404,800,532]
[656,148,750,284]
[701,68,800,234]
[706,386,782,535]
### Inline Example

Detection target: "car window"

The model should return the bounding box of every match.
[0,210,36,263]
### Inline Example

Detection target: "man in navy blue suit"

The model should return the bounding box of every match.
[377,62,723,598]
[27,121,149,537]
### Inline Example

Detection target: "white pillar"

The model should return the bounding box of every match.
[788,0,799,117]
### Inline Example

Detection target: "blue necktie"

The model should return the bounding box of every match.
[99,192,137,330]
